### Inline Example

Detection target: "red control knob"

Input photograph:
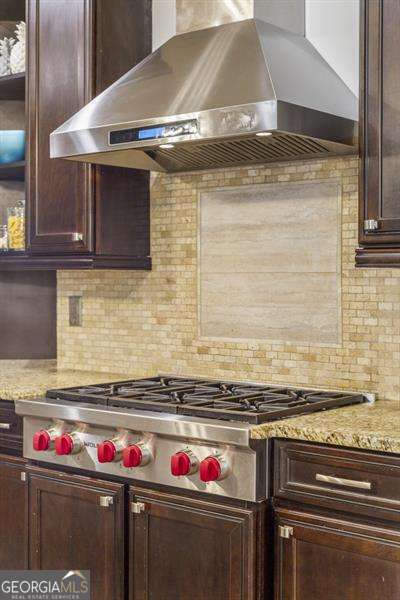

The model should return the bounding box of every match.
[55,434,74,456]
[97,441,116,463]
[171,451,192,476]
[199,457,222,482]
[33,430,51,451]
[123,445,143,468]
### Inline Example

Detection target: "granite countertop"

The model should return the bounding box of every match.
[2,361,399,454]
[0,360,127,401]
[251,399,400,454]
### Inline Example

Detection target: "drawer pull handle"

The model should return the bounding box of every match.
[316,473,372,490]
[0,423,11,430]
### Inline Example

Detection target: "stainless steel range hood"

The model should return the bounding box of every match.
[50,18,358,173]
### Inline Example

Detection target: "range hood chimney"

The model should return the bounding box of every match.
[50,3,357,173]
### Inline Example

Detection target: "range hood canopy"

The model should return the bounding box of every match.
[50,18,358,172]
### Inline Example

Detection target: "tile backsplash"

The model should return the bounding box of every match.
[57,156,400,401]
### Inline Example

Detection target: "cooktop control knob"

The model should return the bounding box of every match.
[122,443,151,468]
[55,433,82,456]
[97,440,117,463]
[33,427,61,452]
[171,450,198,477]
[199,456,228,483]
[33,430,51,451]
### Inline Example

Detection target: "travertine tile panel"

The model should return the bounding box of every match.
[199,181,341,343]
[201,272,340,343]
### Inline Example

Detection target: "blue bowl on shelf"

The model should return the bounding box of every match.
[0,130,26,164]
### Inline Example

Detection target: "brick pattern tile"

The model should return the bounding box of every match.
[57,157,400,401]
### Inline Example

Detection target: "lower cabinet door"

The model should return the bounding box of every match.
[0,454,27,569]
[28,467,125,600]
[275,509,400,600]
[129,487,264,600]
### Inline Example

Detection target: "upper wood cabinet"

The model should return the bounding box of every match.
[0,0,151,270]
[357,0,400,267]
[27,0,93,255]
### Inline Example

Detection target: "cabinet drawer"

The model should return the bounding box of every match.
[274,441,400,521]
[0,404,23,454]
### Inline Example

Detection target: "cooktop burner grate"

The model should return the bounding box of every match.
[46,376,367,424]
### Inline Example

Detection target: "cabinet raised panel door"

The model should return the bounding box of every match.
[23,0,151,269]
[28,468,125,600]
[0,455,27,569]
[27,0,93,254]
[129,487,264,600]
[275,510,400,600]
[358,0,400,265]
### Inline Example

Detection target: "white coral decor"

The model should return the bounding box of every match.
[0,37,15,76]
[9,21,25,74]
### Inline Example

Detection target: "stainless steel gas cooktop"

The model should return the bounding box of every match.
[45,375,366,425]
[15,376,369,502]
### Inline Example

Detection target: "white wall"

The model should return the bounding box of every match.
[254,0,305,35]
[152,0,176,50]
[306,0,359,96]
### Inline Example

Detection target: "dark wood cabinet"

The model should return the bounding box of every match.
[274,440,400,523]
[274,441,400,599]
[0,454,27,569]
[27,0,93,255]
[0,453,267,598]
[0,0,151,270]
[357,0,400,266]
[129,486,265,600]
[275,508,400,600]
[28,467,125,600]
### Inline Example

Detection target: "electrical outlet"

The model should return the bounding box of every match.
[69,296,82,327]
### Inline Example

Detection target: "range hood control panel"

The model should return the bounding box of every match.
[109,119,198,146]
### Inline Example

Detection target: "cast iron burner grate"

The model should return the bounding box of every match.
[46,376,367,424]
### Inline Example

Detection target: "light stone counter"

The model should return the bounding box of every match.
[0,360,127,401]
[2,361,398,455]
[251,399,400,454]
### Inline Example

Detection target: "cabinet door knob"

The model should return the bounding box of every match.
[99,495,114,508]
[278,525,293,539]
[72,232,83,242]
[131,501,146,514]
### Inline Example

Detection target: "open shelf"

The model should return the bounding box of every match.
[0,72,25,100]
[0,160,25,180]
[0,249,26,257]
